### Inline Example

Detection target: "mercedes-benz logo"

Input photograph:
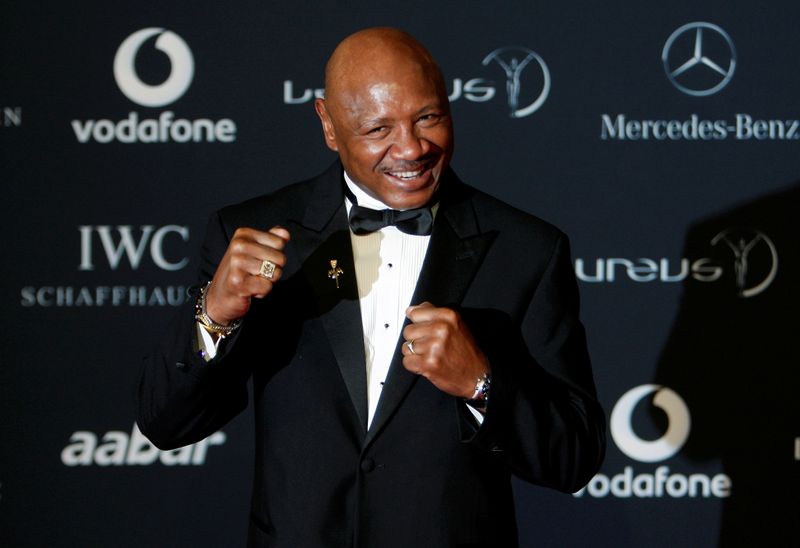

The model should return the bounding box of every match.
[662,22,736,97]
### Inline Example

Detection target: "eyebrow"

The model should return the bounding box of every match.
[357,117,391,129]
[356,104,445,129]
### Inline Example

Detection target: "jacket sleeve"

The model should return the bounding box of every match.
[462,232,606,493]
[136,210,252,450]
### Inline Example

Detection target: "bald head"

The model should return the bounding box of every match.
[314,27,454,210]
[323,27,448,112]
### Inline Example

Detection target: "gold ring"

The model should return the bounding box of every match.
[406,339,416,355]
[259,259,276,279]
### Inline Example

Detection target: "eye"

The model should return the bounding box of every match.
[417,114,441,126]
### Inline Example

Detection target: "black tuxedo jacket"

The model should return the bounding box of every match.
[138,161,605,548]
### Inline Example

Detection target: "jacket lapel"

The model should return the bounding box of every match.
[364,177,497,447]
[288,162,369,432]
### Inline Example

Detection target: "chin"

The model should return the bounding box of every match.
[387,187,437,210]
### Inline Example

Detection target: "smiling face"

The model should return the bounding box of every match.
[315,28,454,210]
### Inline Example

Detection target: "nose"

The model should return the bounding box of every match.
[390,125,429,161]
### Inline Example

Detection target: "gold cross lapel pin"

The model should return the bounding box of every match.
[327,259,344,289]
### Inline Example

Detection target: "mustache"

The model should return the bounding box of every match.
[378,159,434,172]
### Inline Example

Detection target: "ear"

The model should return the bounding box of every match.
[314,98,339,152]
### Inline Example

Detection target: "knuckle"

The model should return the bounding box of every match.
[230,240,247,255]
[229,255,244,270]
[271,237,287,251]
[233,227,254,241]
[442,308,457,323]
[229,274,243,288]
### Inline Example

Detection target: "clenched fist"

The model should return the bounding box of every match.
[205,226,290,325]
[401,302,490,399]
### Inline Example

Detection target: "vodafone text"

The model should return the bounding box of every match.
[72,111,236,144]
[573,466,731,498]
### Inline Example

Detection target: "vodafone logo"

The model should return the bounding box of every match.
[72,27,235,144]
[574,384,731,499]
[610,384,691,463]
[113,28,194,108]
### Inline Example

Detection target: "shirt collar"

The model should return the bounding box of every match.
[343,171,440,218]
[344,171,391,210]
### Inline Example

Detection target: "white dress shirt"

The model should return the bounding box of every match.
[344,173,433,427]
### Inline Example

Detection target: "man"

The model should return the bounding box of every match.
[138,27,605,548]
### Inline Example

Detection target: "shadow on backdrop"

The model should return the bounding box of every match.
[655,183,799,547]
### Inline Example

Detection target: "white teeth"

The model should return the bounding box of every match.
[389,170,423,179]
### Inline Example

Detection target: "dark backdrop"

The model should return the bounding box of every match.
[2,2,797,546]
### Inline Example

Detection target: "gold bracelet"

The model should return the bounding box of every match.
[194,281,241,338]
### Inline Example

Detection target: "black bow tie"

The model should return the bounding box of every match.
[344,184,435,236]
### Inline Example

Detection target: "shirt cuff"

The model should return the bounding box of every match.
[196,323,221,362]
[465,403,485,424]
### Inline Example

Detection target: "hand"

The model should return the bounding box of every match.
[205,226,290,325]
[401,302,490,398]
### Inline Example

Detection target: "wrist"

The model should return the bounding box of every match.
[195,281,242,339]
[203,283,234,326]
[464,371,491,411]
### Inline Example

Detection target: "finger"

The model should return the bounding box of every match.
[406,301,433,315]
[220,265,270,295]
[268,226,291,242]
[251,230,289,252]
[401,337,427,357]
[406,303,458,324]
[406,302,450,323]
[238,272,276,298]
[229,240,288,269]
[254,263,283,284]
[229,251,285,279]
[402,323,431,343]
[402,354,425,375]
[234,227,289,252]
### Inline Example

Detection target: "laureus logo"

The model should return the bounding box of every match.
[711,228,778,298]
[113,28,194,107]
[575,228,778,298]
[482,47,551,118]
